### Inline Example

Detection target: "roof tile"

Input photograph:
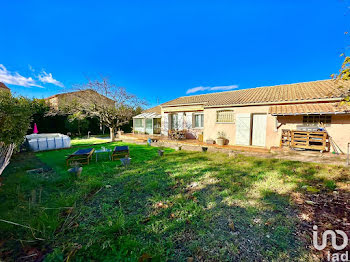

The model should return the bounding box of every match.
[269,102,350,115]
[162,80,350,107]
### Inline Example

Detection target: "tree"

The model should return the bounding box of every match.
[0,92,33,176]
[332,23,350,98]
[65,113,89,136]
[69,78,147,141]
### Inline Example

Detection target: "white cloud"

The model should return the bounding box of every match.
[38,71,64,87]
[0,64,43,88]
[186,84,238,94]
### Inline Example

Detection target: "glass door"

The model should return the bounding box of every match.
[145,119,153,134]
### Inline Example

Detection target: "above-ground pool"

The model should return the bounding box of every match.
[26,133,71,152]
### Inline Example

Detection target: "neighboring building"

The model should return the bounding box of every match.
[45,89,115,110]
[133,106,162,135]
[0,82,10,93]
[156,79,350,152]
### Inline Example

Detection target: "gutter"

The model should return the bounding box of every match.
[271,111,350,116]
[161,102,207,108]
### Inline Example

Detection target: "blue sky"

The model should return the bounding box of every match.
[1,0,349,107]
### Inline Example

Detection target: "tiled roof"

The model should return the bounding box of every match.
[143,105,161,114]
[45,90,94,100]
[0,82,10,90]
[269,102,350,115]
[45,89,114,103]
[162,80,350,107]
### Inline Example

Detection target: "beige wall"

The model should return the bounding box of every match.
[204,106,350,152]
[203,105,280,148]
[160,104,350,152]
[277,114,350,153]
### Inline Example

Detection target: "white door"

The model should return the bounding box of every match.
[235,113,251,145]
[252,114,267,147]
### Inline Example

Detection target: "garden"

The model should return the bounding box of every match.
[1,138,349,261]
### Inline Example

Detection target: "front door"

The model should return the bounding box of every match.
[252,114,267,147]
[235,113,251,145]
[145,119,153,134]
[153,118,161,134]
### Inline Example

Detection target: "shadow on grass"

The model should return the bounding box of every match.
[1,145,350,261]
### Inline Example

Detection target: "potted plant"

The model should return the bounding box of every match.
[157,142,165,156]
[68,162,83,178]
[120,157,131,168]
[158,148,164,156]
[216,131,226,146]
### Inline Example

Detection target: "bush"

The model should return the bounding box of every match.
[0,92,33,145]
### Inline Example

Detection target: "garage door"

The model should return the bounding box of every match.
[252,114,267,147]
[235,113,251,145]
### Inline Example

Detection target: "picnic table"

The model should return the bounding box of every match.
[66,148,95,166]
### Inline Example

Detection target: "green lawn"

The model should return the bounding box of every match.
[0,139,348,261]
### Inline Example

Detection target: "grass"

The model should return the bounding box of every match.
[0,138,349,261]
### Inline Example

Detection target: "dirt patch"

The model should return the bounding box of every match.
[293,189,350,261]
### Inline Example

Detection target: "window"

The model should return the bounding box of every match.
[303,115,331,126]
[216,110,234,123]
[171,114,178,129]
[194,114,204,128]
[134,118,143,128]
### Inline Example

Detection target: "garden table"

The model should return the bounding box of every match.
[95,148,112,162]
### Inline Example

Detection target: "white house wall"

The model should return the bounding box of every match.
[161,110,204,139]
[161,113,169,136]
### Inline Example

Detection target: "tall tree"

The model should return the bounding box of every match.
[333,46,350,103]
[69,78,146,141]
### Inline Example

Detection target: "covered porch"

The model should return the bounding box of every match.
[270,102,350,153]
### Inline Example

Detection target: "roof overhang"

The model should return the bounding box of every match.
[269,102,350,116]
[204,98,343,109]
[271,112,350,116]
[161,102,207,108]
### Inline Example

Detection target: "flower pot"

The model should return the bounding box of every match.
[120,157,131,167]
[202,147,208,152]
[158,150,164,156]
[68,167,83,178]
[216,138,225,146]
[206,139,215,144]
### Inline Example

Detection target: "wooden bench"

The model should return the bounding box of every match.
[66,148,95,166]
[112,146,129,161]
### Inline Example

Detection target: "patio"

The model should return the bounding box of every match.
[120,133,271,153]
[119,133,349,166]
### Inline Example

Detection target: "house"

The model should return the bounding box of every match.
[133,106,162,135]
[154,79,350,152]
[45,89,115,110]
[0,82,10,93]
